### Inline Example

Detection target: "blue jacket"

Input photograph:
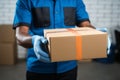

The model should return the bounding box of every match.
[13,0,89,73]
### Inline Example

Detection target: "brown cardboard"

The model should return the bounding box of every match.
[44,27,107,62]
[0,25,15,43]
[0,43,17,65]
[0,25,17,65]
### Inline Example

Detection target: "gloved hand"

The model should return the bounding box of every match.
[32,35,50,63]
[96,27,111,54]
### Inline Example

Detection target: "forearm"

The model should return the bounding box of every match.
[77,21,95,29]
[16,26,33,48]
[16,34,32,48]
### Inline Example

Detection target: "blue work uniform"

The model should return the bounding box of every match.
[13,0,90,73]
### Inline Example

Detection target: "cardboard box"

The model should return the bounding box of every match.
[0,43,17,65]
[44,27,108,62]
[0,25,15,43]
[0,25,17,65]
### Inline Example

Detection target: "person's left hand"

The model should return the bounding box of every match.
[96,27,111,54]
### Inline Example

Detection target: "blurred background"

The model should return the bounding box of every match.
[0,0,120,80]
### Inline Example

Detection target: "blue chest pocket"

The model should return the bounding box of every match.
[32,7,50,28]
[64,7,76,26]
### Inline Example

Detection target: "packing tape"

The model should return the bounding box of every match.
[67,28,82,60]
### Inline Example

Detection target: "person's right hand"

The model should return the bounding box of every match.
[32,35,50,63]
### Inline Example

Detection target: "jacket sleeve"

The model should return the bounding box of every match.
[13,0,32,29]
[76,0,90,26]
